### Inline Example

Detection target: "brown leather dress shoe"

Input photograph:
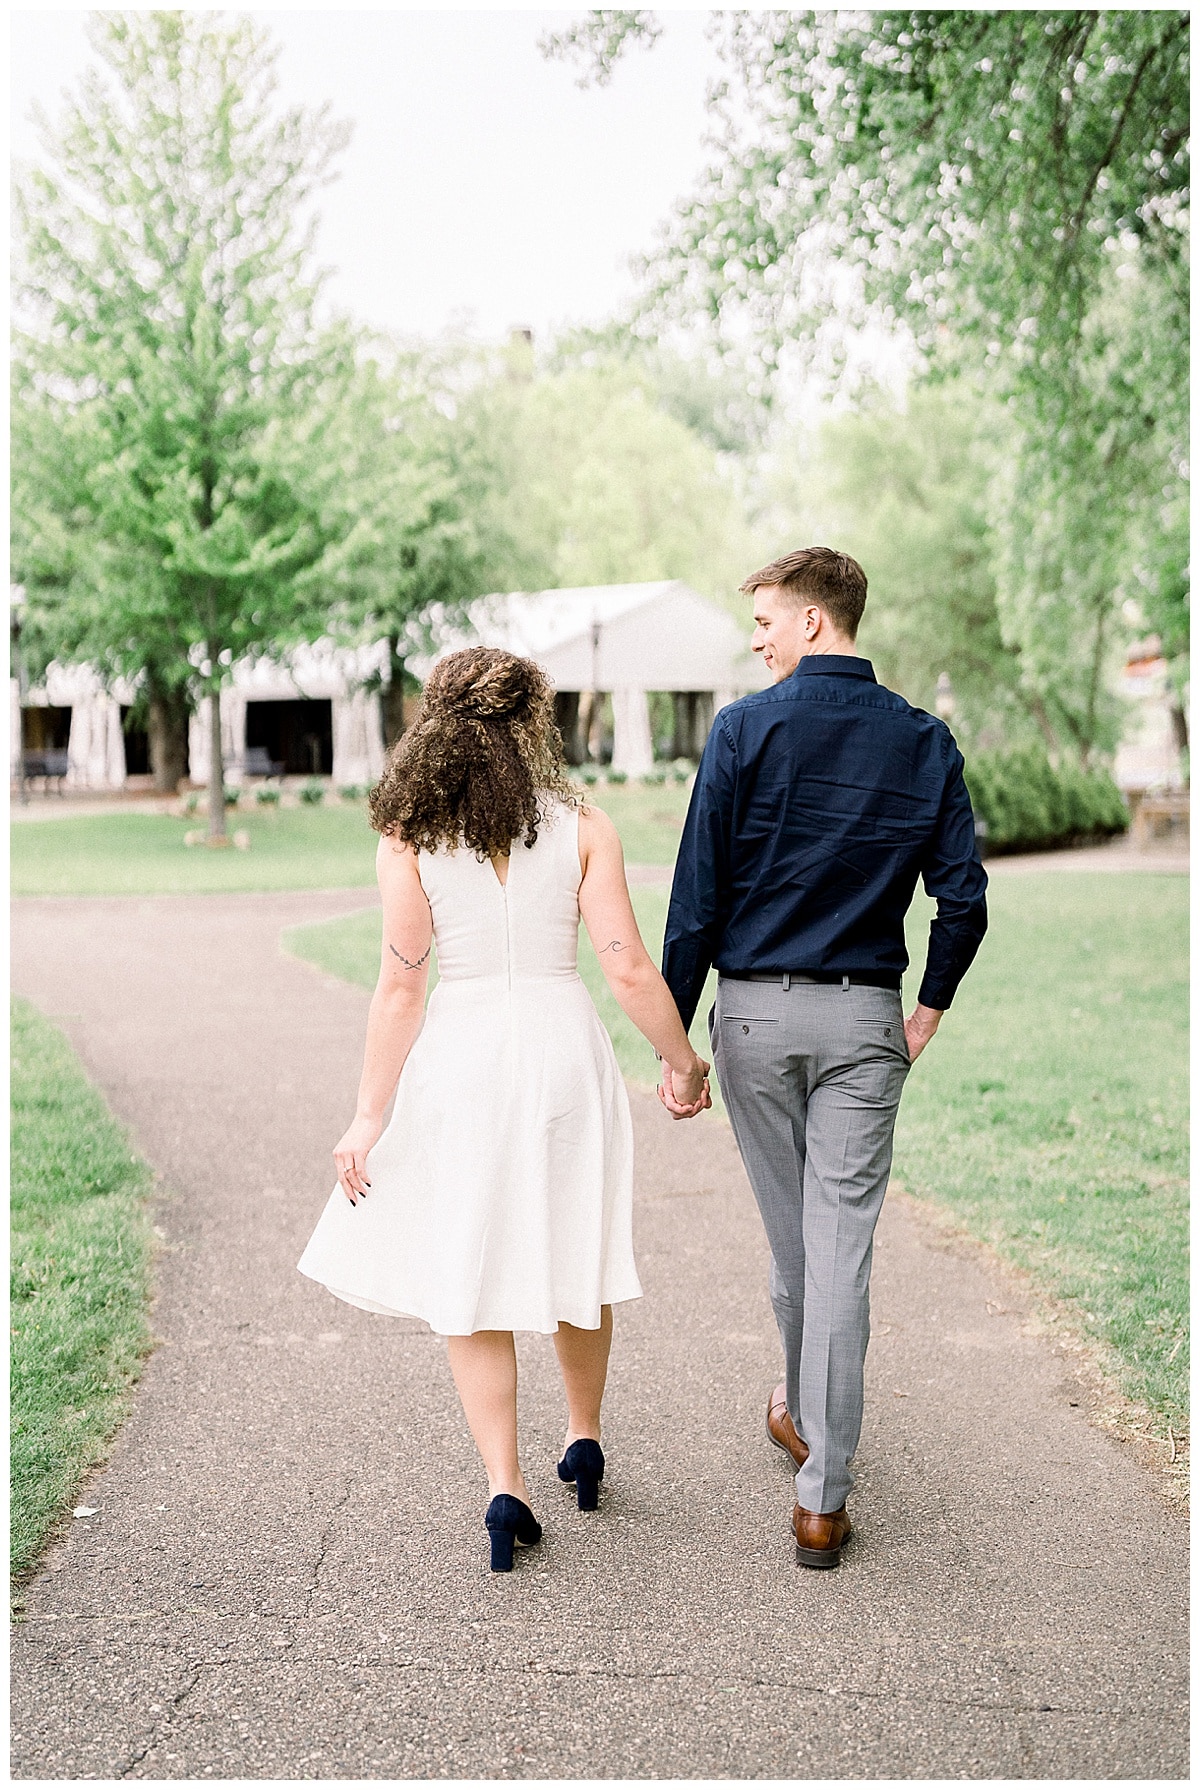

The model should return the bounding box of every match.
[766,1382,809,1471]
[792,1502,851,1569]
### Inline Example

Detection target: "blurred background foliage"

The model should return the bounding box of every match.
[10,9,1190,790]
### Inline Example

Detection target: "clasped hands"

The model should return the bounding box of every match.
[657,1054,712,1122]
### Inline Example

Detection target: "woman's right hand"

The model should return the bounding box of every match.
[334,1115,382,1205]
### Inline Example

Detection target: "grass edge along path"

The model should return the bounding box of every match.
[9,783,693,898]
[10,998,157,1601]
[286,871,1188,1444]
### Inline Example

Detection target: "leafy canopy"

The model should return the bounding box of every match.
[12,11,361,825]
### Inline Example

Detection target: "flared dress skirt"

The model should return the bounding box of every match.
[297,802,642,1335]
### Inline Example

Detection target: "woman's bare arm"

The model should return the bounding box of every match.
[577,805,709,1109]
[333,836,433,1203]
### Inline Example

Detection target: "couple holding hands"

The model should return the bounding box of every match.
[298,547,987,1572]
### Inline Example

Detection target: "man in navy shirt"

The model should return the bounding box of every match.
[661,547,987,1567]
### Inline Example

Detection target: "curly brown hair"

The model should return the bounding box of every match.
[368,647,580,856]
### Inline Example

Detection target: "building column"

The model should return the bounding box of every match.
[189,703,210,786]
[332,688,386,788]
[10,680,22,784]
[610,687,654,776]
[190,691,247,787]
[66,691,125,790]
[104,699,126,786]
[222,691,247,784]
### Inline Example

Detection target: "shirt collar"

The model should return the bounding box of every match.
[792,655,877,683]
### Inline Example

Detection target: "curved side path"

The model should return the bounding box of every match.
[11,892,1187,1780]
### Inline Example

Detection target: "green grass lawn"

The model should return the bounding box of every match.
[15,786,1187,1433]
[895,873,1188,1430]
[10,999,156,1592]
[11,806,382,897]
[581,778,693,864]
[10,781,690,897]
[289,871,1188,1433]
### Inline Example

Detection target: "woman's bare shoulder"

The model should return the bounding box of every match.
[577,802,623,868]
[376,832,422,883]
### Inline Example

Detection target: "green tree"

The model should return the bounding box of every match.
[769,385,1025,747]
[548,10,1190,761]
[12,356,198,789]
[989,245,1189,766]
[458,344,757,611]
[12,12,358,837]
[317,343,504,747]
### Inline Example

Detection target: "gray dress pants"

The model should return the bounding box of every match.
[711,975,911,1514]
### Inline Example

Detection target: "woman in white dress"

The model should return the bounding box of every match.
[298,648,710,1570]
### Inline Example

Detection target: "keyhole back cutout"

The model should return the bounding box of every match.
[489,854,511,889]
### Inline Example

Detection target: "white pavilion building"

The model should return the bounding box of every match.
[419,580,767,775]
[12,581,766,790]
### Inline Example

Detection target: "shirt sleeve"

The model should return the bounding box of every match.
[662,713,738,1032]
[917,738,989,1010]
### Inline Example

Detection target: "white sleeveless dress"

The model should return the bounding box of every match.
[297,799,642,1335]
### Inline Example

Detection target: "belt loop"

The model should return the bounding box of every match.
[783,972,791,991]
[842,975,850,992]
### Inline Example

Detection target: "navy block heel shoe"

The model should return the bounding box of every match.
[484,1494,542,1572]
[557,1438,605,1511]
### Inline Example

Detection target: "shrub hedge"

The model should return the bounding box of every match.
[964,745,1128,855]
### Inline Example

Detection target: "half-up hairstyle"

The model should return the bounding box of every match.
[368,647,580,856]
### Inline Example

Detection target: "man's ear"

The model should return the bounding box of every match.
[803,604,822,639]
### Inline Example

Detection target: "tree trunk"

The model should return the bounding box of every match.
[147,689,190,792]
[554,691,584,764]
[1026,692,1060,753]
[382,636,407,749]
[1079,597,1110,771]
[207,676,227,841]
[1170,703,1189,756]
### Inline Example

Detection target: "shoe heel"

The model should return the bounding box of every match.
[557,1439,605,1512]
[484,1494,541,1573]
[796,1543,841,1570]
[575,1473,599,1512]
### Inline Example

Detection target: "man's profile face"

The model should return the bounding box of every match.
[750,584,816,683]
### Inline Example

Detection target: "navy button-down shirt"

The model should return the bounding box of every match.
[661,656,988,1030]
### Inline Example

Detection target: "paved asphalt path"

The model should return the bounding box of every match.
[11,891,1188,1780]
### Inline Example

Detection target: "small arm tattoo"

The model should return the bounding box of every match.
[389,940,431,969]
[600,940,628,954]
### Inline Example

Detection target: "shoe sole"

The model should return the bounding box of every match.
[795,1542,843,1570]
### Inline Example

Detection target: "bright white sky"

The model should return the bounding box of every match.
[11,7,726,345]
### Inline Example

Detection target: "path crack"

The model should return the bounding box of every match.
[116,1663,204,1779]
[299,1479,354,1627]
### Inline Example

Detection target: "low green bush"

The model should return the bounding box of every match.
[337,784,371,802]
[254,785,281,806]
[965,745,1128,854]
[606,770,628,785]
[298,778,325,806]
[222,786,240,809]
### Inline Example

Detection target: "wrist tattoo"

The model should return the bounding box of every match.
[389,940,431,970]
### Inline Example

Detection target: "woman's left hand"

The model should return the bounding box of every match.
[334,1115,382,1205]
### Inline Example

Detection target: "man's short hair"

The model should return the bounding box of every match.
[740,547,868,638]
